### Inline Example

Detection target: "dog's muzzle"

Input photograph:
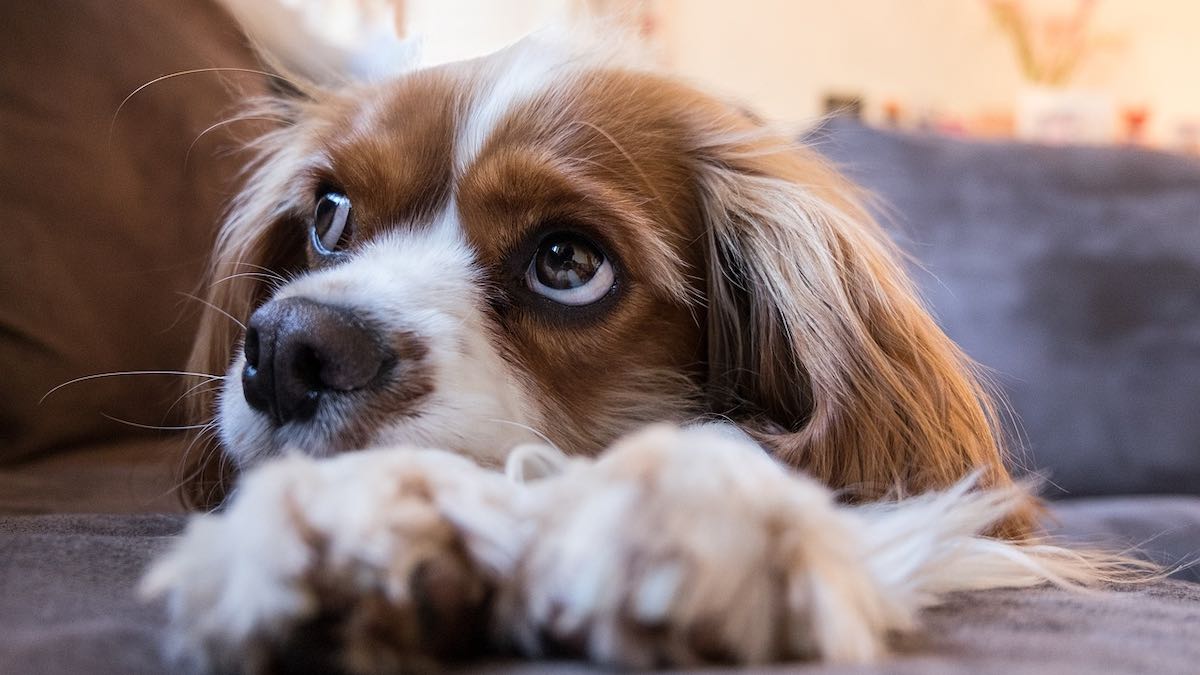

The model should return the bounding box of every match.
[241,297,391,426]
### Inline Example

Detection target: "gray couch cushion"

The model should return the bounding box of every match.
[1049,495,1200,582]
[0,515,180,675]
[817,120,1200,497]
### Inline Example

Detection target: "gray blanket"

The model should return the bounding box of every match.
[2,511,1198,675]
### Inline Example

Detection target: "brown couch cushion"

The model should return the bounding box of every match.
[0,1,267,463]
[0,437,189,515]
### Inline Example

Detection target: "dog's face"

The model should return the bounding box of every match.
[189,37,1016,517]
[215,47,716,468]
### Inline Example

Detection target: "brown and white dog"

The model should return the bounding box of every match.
[144,25,1137,674]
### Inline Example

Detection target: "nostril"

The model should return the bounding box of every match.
[292,345,325,392]
[241,358,271,420]
[242,297,392,427]
[276,344,333,425]
[243,326,261,368]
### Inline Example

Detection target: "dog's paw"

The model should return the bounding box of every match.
[142,449,524,674]
[506,425,912,668]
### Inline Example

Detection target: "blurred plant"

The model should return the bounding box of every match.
[985,0,1118,86]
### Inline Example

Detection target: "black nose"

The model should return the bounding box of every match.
[241,297,389,426]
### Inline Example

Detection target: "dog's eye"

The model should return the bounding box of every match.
[311,192,353,255]
[526,233,614,305]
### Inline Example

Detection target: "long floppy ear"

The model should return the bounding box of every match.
[691,117,1035,536]
[181,95,316,510]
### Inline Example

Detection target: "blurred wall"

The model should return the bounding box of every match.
[660,0,1200,144]
[400,0,1200,144]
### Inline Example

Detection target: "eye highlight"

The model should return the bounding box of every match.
[526,232,615,306]
[311,192,353,255]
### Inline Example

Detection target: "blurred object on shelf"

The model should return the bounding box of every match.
[984,0,1118,86]
[823,93,863,119]
[1175,121,1200,156]
[985,0,1122,145]
[967,110,1017,139]
[1121,105,1150,145]
[1016,86,1114,144]
[882,100,904,128]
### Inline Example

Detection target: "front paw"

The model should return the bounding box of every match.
[507,425,908,668]
[142,449,522,674]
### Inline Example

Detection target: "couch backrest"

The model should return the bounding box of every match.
[0,0,266,463]
[819,119,1200,497]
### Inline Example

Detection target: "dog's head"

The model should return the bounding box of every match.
[185,36,1017,520]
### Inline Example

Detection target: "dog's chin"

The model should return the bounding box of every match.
[215,363,338,467]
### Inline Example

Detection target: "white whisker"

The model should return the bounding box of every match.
[162,427,222,507]
[486,418,561,452]
[570,119,666,206]
[210,271,286,287]
[109,67,299,147]
[224,261,288,278]
[184,116,290,169]
[165,380,225,419]
[101,413,215,432]
[41,370,224,404]
[178,291,246,330]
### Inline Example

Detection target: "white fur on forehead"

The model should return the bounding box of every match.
[449,25,663,184]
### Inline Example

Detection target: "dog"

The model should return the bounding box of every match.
[143,26,1141,674]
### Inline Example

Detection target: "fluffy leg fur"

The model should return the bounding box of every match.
[142,449,526,673]
[144,426,1151,672]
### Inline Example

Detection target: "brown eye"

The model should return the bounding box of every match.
[527,233,614,306]
[311,192,352,255]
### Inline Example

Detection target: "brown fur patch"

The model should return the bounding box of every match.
[317,69,465,236]
[455,70,714,455]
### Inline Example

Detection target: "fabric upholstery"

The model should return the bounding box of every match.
[817,120,1200,497]
[1,510,1198,675]
[0,436,187,515]
[1049,495,1200,582]
[0,0,266,464]
[0,515,181,675]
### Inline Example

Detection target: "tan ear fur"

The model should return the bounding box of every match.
[181,99,315,510]
[691,117,1035,536]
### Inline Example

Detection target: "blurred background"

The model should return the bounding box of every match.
[2,0,1197,508]
[269,0,1200,152]
[0,12,1198,666]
